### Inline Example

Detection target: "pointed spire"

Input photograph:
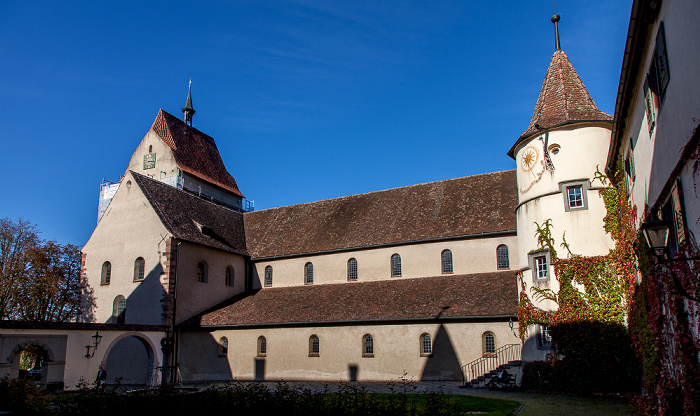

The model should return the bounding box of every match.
[182,79,195,127]
[552,13,561,51]
[507,14,612,157]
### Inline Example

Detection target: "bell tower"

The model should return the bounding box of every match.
[510,14,615,360]
[182,79,195,127]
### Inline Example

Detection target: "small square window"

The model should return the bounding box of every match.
[559,180,589,212]
[567,186,583,208]
[528,250,551,282]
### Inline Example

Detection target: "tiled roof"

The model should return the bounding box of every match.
[183,272,518,327]
[243,170,517,259]
[150,109,244,198]
[131,172,248,256]
[514,50,612,153]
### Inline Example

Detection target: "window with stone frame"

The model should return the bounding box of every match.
[441,250,453,274]
[559,180,590,212]
[528,249,551,281]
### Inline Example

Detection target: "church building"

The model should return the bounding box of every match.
[1,13,632,389]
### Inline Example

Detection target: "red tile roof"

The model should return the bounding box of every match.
[183,272,517,327]
[243,170,517,259]
[510,51,612,157]
[151,109,244,198]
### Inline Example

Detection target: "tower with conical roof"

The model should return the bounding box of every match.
[183,79,195,127]
[510,14,615,361]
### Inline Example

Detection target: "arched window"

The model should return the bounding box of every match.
[101,261,111,285]
[362,334,374,357]
[305,262,314,284]
[441,250,453,273]
[219,337,228,357]
[482,332,496,355]
[421,333,432,356]
[347,258,358,281]
[225,266,234,286]
[309,335,319,356]
[133,257,145,281]
[264,266,273,287]
[391,254,402,277]
[257,336,267,356]
[497,245,510,269]
[113,295,126,324]
[197,261,208,283]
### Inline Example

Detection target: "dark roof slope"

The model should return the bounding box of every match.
[151,109,244,198]
[510,50,612,157]
[184,272,517,327]
[131,172,248,256]
[243,170,517,259]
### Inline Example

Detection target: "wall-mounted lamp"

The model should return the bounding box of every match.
[508,318,519,337]
[641,211,699,301]
[85,331,103,358]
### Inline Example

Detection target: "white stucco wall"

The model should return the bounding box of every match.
[622,0,700,237]
[175,243,247,323]
[82,172,173,325]
[179,321,519,382]
[251,235,518,289]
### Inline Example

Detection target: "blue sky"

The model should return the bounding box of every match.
[0,1,631,246]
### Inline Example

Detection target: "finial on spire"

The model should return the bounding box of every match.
[182,78,195,127]
[552,13,561,51]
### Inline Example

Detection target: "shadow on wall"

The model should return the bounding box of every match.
[177,331,234,382]
[420,324,463,381]
[98,263,166,325]
[104,335,154,386]
[77,282,96,323]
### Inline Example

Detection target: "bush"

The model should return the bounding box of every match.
[521,321,640,395]
[0,378,50,415]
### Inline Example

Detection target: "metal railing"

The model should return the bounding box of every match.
[462,343,521,386]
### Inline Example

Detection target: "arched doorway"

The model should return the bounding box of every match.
[102,333,157,387]
[8,342,55,386]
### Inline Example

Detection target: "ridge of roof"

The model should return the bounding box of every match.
[183,271,518,327]
[511,50,612,156]
[150,109,244,198]
[243,170,517,258]
[130,171,248,256]
[249,169,516,214]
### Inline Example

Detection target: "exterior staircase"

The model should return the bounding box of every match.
[462,343,522,388]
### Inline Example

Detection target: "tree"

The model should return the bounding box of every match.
[0,218,81,321]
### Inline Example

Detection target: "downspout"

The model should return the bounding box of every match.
[170,240,181,384]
